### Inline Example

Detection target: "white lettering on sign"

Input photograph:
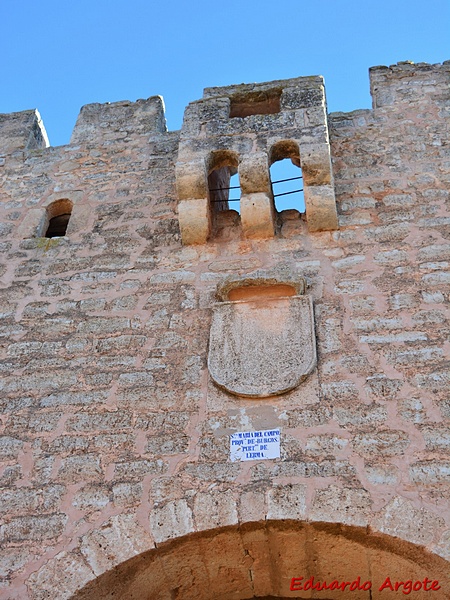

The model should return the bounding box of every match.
[230,428,280,462]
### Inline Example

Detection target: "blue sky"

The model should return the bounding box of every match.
[2,0,449,149]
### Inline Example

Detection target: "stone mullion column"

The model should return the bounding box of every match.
[239,152,275,239]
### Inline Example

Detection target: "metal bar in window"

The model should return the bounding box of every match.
[273,189,303,198]
[272,176,302,184]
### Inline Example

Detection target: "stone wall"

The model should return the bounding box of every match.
[0,61,449,599]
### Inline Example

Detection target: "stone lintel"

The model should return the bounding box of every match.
[203,75,324,100]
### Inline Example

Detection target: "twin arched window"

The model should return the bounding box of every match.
[207,142,304,219]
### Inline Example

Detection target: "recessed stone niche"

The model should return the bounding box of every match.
[208,275,317,398]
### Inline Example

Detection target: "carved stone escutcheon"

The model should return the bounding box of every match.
[208,275,317,398]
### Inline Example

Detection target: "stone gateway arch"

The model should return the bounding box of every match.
[70,521,449,599]
[0,61,449,599]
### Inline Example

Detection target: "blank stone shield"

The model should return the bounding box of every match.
[208,295,317,398]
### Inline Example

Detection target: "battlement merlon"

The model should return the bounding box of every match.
[0,109,49,154]
[369,60,450,109]
[70,95,167,145]
[0,96,167,155]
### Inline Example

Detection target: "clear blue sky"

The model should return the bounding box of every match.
[2,0,449,148]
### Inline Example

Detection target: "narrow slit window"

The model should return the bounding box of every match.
[270,155,304,214]
[44,199,73,238]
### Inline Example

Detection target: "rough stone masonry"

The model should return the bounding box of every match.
[0,60,449,599]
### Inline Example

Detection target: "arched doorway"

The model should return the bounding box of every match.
[72,520,449,599]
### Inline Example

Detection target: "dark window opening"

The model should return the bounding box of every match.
[230,89,281,118]
[45,213,71,238]
[43,198,73,238]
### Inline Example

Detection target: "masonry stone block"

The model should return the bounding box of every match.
[193,490,238,530]
[303,184,339,231]
[267,484,307,520]
[178,198,210,244]
[175,159,208,200]
[27,552,94,600]
[310,486,372,526]
[300,142,333,185]
[238,152,271,195]
[80,514,154,576]
[240,192,275,239]
[16,208,44,238]
[150,499,195,543]
[371,497,445,547]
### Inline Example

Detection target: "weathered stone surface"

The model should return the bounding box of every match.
[208,295,316,397]
[71,96,166,144]
[267,484,307,519]
[80,514,154,576]
[150,499,194,543]
[310,486,372,526]
[27,552,94,600]
[193,490,238,530]
[1,61,450,598]
[240,192,275,239]
[1,514,67,542]
[371,497,445,547]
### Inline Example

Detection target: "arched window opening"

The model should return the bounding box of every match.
[270,141,304,214]
[207,151,241,241]
[208,166,241,214]
[44,199,73,238]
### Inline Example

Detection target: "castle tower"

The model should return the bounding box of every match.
[0,61,449,599]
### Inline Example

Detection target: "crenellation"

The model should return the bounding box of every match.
[0,109,49,154]
[369,60,450,109]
